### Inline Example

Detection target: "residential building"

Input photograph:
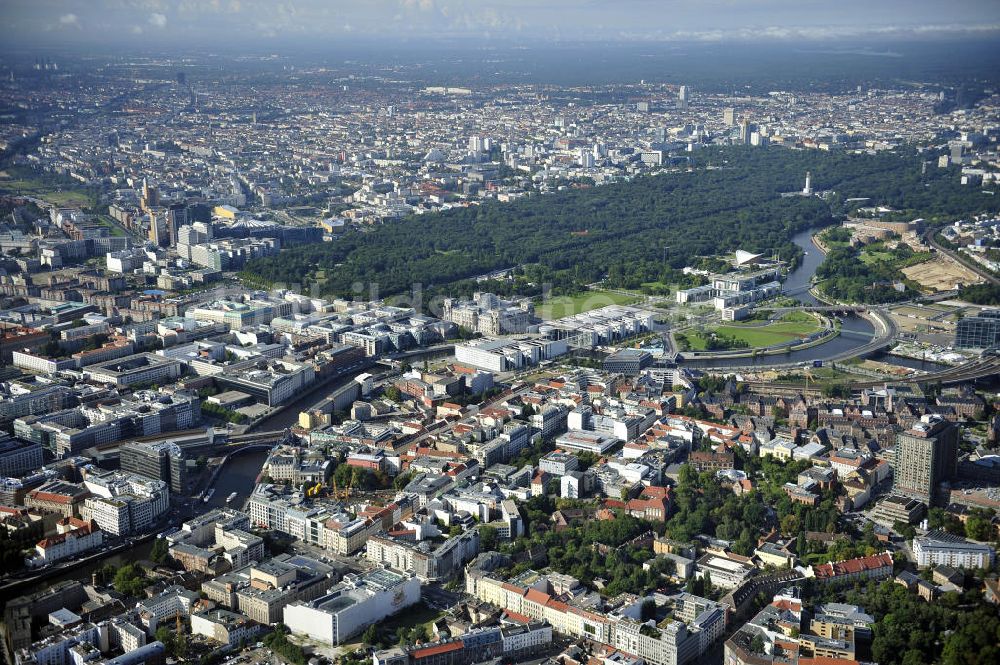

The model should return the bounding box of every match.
[366,531,479,582]
[812,552,894,585]
[893,415,959,505]
[190,609,263,647]
[913,531,996,569]
[30,518,103,567]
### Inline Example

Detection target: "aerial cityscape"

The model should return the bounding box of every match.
[1,2,1000,665]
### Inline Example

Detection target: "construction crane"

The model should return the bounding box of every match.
[331,470,354,500]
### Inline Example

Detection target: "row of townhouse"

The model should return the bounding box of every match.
[465,569,719,665]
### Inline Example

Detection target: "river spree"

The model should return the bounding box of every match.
[782,227,825,306]
[684,228,878,369]
[204,449,269,510]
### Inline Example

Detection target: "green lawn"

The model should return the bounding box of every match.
[96,215,126,237]
[0,168,95,208]
[363,601,444,646]
[683,313,823,350]
[536,289,638,320]
[677,332,709,351]
[859,250,894,265]
[639,281,674,296]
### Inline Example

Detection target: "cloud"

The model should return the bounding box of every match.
[400,0,435,12]
[59,13,78,26]
[617,22,1000,43]
[149,12,168,28]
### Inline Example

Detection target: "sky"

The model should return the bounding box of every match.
[2,0,1000,49]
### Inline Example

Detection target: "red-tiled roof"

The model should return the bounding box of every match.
[28,491,75,504]
[524,588,551,605]
[814,552,892,579]
[502,609,532,624]
[411,641,463,658]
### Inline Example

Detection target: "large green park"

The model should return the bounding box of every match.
[676,311,824,351]
[245,146,1000,308]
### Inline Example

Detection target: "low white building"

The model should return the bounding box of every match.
[283,569,420,645]
[555,430,619,454]
[694,554,755,590]
[454,337,567,373]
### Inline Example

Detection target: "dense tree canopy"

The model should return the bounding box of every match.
[245,146,999,305]
[803,580,1000,665]
[958,283,1000,305]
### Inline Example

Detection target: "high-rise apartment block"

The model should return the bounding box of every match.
[893,415,958,505]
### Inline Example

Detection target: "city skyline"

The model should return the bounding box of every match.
[0,4,998,665]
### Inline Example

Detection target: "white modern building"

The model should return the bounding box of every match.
[283,569,420,645]
[455,337,567,373]
[554,430,619,455]
[81,471,169,536]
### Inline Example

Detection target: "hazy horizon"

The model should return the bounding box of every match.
[2,0,1000,50]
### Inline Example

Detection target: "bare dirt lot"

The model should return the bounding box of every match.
[902,256,983,293]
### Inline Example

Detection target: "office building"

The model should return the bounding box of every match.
[740,117,752,145]
[955,309,1000,349]
[442,293,533,336]
[120,440,187,494]
[283,569,421,645]
[366,531,479,582]
[893,415,959,505]
[454,337,567,373]
[230,554,336,624]
[80,470,169,536]
[602,349,653,375]
[0,437,44,477]
[83,353,184,387]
